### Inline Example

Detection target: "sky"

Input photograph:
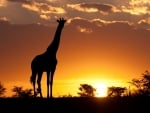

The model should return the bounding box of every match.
[0,0,150,97]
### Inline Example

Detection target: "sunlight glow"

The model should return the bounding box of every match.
[93,83,108,97]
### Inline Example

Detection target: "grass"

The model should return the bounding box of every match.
[0,96,149,113]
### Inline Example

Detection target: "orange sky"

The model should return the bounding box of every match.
[0,0,150,97]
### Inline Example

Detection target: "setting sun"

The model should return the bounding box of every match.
[93,83,108,97]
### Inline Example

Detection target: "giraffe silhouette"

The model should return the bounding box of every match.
[30,18,66,98]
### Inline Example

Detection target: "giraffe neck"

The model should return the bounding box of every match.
[46,23,64,55]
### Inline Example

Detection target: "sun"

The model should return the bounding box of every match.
[93,83,108,97]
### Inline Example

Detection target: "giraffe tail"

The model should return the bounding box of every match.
[30,75,33,84]
[30,74,36,84]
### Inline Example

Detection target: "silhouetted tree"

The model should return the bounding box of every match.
[0,81,6,97]
[129,70,150,96]
[107,86,127,97]
[78,84,96,97]
[12,86,33,98]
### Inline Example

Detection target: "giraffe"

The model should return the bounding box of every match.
[30,18,66,98]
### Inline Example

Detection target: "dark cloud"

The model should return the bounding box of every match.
[7,0,32,4]
[67,3,119,15]
[80,3,115,13]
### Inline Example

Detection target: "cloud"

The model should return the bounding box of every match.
[67,17,137,34]
[0,17,9,22]
[0,17,10,25]
[22,1,66,20]
[7,0,66,20]
[0,0,7,7]
[67,3,119,15]
[22,1,66,14]
[68,17,133,28]
[138,17,150,24]
[40,14,50,20]
[91,18,133,27]
[77,26,93,34]
[7,0,32,4]
[138,17,150,30]
[80,3,119,13]
[66,17,94,34]
[70,16,147,34]
[121,0,150,15]
[66,17,135,36]
[2,0,150,29]
[67,17,87,24]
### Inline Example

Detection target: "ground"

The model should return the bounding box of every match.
[0,97,149,113]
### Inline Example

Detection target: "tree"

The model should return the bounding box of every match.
[107,86,127,97]
[0,82,6,97]
[12,86,33,98]
[78,84,96,97]
[129,70,150,96]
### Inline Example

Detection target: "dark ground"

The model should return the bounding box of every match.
[0,97,149,113]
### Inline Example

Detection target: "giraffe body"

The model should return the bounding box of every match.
[30,18,66,98]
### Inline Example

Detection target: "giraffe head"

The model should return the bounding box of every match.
[57,17,66,27]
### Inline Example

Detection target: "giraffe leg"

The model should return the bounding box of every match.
[33,82,36,98]
[47,71,50,98]
[31,72,37,98]
[37,72,43,98]
[50,75,53,98]
[50,67,56,98]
